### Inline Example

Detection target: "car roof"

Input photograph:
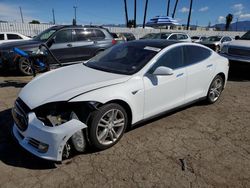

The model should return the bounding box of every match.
[126,39,181,49]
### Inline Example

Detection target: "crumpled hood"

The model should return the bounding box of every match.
[19,64,131,109]
[227,40,250,48]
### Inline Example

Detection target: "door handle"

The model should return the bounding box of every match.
[176,73,184,77]
[67,44,72,47]
[207,64,213,68]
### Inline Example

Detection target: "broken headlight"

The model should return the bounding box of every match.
[34,102,72,127]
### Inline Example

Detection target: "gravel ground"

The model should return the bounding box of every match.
[0,62,249,188]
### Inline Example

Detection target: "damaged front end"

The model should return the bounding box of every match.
[12,98,99,161]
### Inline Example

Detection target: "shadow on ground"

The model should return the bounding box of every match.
[228,61,250,81]
[0,80,27,88]
[0,108,56,169]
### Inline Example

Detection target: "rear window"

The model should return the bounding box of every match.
[7,34,22,40]
[0,34,4,40]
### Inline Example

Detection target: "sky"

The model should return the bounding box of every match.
[0,0,250,26]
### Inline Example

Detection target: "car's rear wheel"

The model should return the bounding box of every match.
[88,103,128,150]
[18,57,33,76]
[207,75,224,104]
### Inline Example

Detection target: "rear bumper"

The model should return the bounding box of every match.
[220,53,250,63]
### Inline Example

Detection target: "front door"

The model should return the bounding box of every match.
[143,46,187,118]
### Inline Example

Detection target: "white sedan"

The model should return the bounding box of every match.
[12,40,229,161]
[0,32,30,44]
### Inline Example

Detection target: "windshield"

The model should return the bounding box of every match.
[205,36,222,42]
[240,31,250,40]
[33,28,57,41]
[85,43,160,75]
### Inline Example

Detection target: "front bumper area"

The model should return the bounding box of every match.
[13,112,87,161]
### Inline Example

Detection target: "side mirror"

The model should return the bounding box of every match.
[235,36,240,40]
[153,66,174,76]
[46,38,55,48]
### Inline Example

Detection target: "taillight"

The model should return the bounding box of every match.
[112,39,117,45]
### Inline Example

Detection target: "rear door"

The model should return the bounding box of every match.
[183,45,214,102]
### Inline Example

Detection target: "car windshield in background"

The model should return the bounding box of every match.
[205,36,222,42]
[85,43,160,75]
[240,31,250,40]
[33,28,57,41]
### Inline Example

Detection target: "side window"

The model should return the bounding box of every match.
[75,29,87,41]
[161,33,168,39]
[178,34,188,40]
[7,34,22,40]
[94,29,105,40]
[149,47,184,73]
[0,34,4,40]
[84,29,96,41]
[221,37,227,42]
[226,37,232,41]
[184,46,212,66]
[169,34,177,40]
[201,37,206,41]
[54,29,72,43]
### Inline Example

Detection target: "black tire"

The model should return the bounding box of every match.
[18,57,33,76]
[88,103,128,150]
[206,75,224,104]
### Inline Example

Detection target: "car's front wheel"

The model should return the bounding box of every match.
[18,57,33,76]
[88,103,128,150]
[207,75,224,104]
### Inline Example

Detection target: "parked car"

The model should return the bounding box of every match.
[139,33,157,39]
[200,36,233,52]
[12,40,229,161]
[191,36,207,43]
[117,33,136,41]
[0,25,115,75]
[0,32,30,45]
[220,31,250,63]
[140,32,192,42]
[110,32,124,44]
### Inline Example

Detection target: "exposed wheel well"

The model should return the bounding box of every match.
[105,100,132,127]
[217,72,226,88]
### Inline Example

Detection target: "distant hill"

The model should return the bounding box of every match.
[212,21,250,31]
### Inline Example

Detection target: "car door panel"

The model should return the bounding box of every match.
[143,46,187,119]
[143,68,187,118]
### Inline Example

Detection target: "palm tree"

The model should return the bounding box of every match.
[143,0,149,28]
[186,0,193,30]
[124,0,129,27]
[225,14,233,31]
[172,0,179,18]
[134,0,137,28]
[167,0,171,16]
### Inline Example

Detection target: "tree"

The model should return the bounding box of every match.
[124,0,129,27]
[29,20,40,24]
[172,0,179,18]
[225,13,233,31]
[186,0,193,30]
[143,0,149,28]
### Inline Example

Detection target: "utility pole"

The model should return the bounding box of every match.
[172,0,179,18]
[134,0,137,28]
[52,8,55,24]
[124,0,129,27]
[19,6,24,23]
[143,0,148,28]
[73,6,77,23]
[167,0,171,16]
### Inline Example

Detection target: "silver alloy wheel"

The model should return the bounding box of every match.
[19,58,33,75]
[208,77,223,102]
[96,109,125,146]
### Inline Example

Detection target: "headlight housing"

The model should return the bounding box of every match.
[34,102,72,127]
